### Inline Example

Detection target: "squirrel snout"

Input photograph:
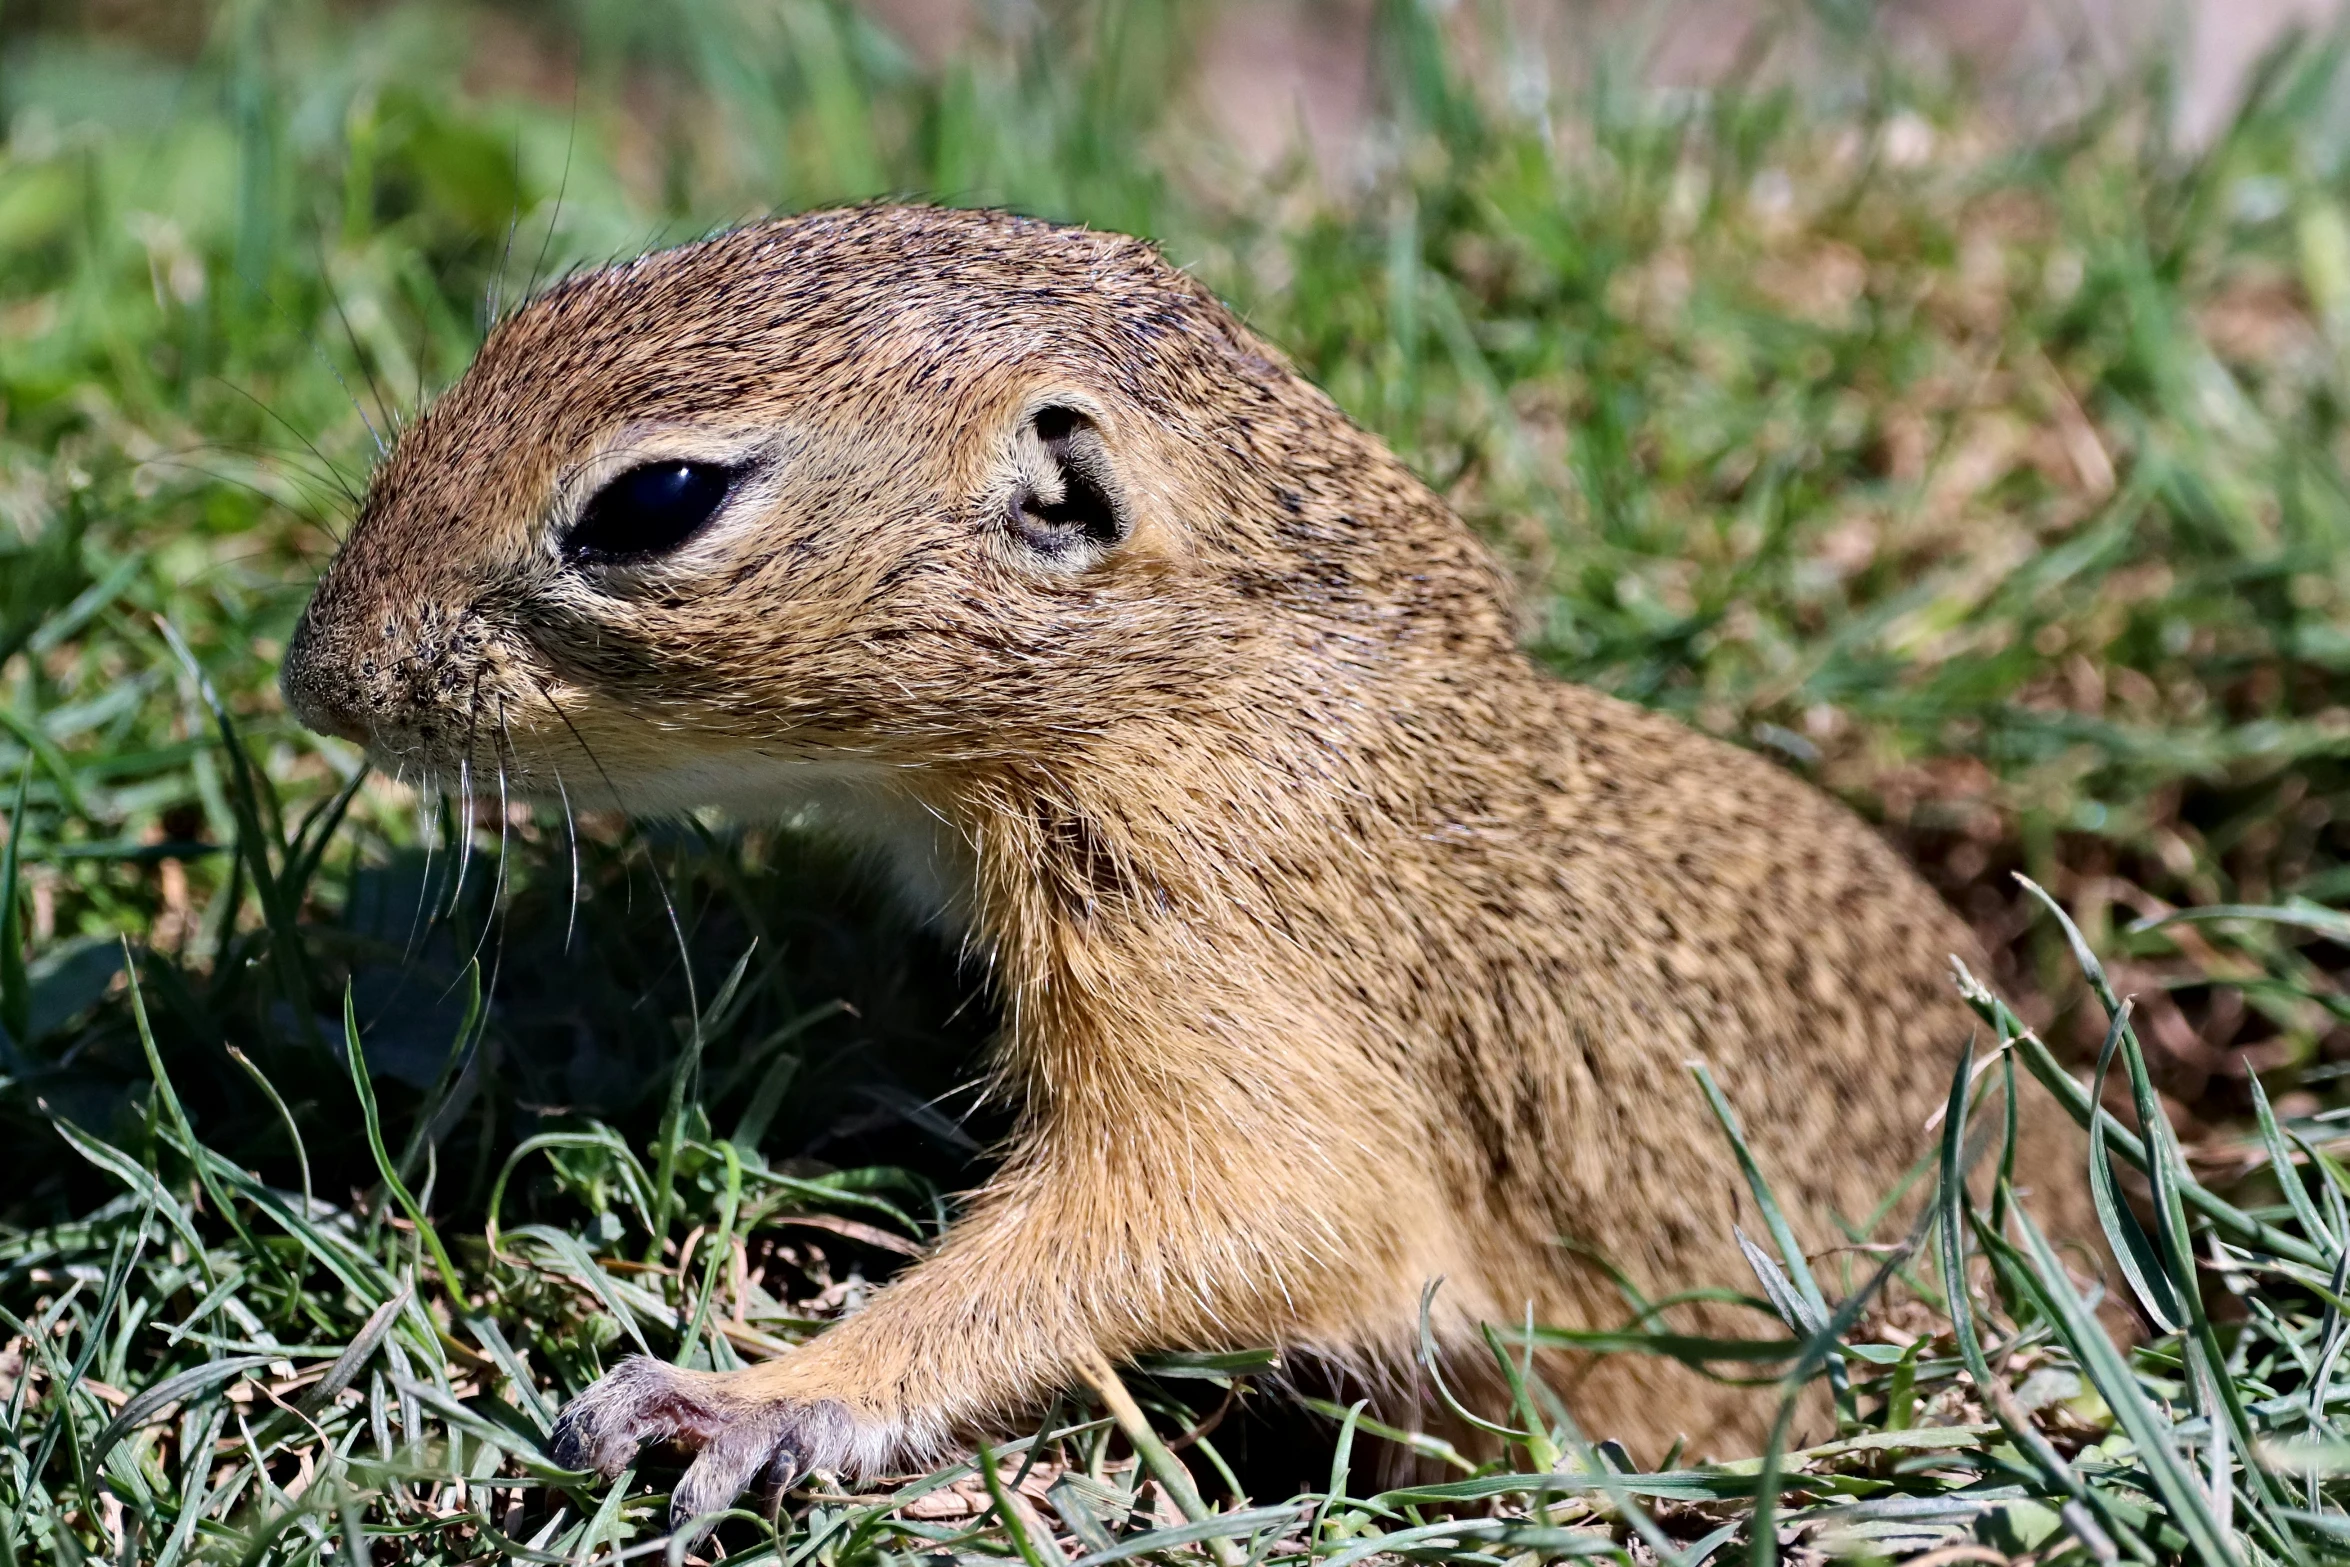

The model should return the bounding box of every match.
[279,616,372,745]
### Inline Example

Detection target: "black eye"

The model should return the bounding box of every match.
[563,461,739,564]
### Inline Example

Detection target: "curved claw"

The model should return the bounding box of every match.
[671,1399,858,1534]
[548,1356,863,1544]
[669,1415,795,1533]
[550,1355,709,1479]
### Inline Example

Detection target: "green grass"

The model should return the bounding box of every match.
[5,1,2350,1561]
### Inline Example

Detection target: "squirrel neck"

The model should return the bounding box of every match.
[902,637,1561,1117]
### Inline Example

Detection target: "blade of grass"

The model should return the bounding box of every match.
[0,705,91,823]
[25,1211,150,1511]
[1479,1320,1563,1470]
[1068,1505,1310,1567]
[224,1045,312,1214]
[195,1151,399,1311]
[1308,1399,1367,1558]
[1743,1192,1925,1567]
[674,1137,741,1370]
[89,1355,275,1458]
[486,1130,657,1256]
[1414,1277,1540,1443]
[2085,1000,2182,1331]
[975,1440,1051,1567]
[1078,1350,1244,1567]
[1735,1227,1823,1337]
[156,619,315,1044]
[1525,1326,1802,1365]
[49,1121,210,1279]
[1934,1038,2157,1565]
[282,764,368,902]
[1315,1517,1618,1567]
[2251,1074,2332,1248]
[1297,1397,1475,1474]
[125,948,254,1288]
[298,1282,413,1418]
[1990,1046,2020,1235]
[2306,1241,2350,1430]
[1955,963,2325,1269]
[2016,878,2307,1559]
[0,763,28,1049]
[393,960,483,1184]
[648,945,751,1253]
[1691,1062,1851,1423]
[504,1225,653,1357]
[1991,1204,2240,1567]
[342,985,465,1303]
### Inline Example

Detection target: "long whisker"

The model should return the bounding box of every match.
[552,764,582,956]
[522,667,626,822]
[651,842,702,1069]
[519,665,703,1029]
[489,128,521,328]
[485,710,525,1000]
[205,377,365,511]
[128,456,353,552]
[522,670,604,964]
[472,751,512,985]
[251,276,386,461]
[134,436,355,506]
[448,758,475,928]
[453,702,516,1005]
[310,228,398,451]
[527,84,580,304]
[400,764,441,969]
[446,668,490,925]
[404,258,439,420]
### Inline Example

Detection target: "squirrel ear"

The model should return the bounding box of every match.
[1012,406,1129,555]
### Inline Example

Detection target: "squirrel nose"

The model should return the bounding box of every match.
[279,617,371,745]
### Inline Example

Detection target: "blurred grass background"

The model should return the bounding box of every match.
[9,0,2350,1561]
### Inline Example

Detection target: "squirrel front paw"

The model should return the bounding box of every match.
[549,1356,873,1534]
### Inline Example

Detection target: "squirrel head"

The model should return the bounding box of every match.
[281,204,1514,817]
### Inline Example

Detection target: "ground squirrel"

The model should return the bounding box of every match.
[281,204,2088,1525]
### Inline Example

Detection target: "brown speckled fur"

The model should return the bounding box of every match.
[281,205,2090,1522]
